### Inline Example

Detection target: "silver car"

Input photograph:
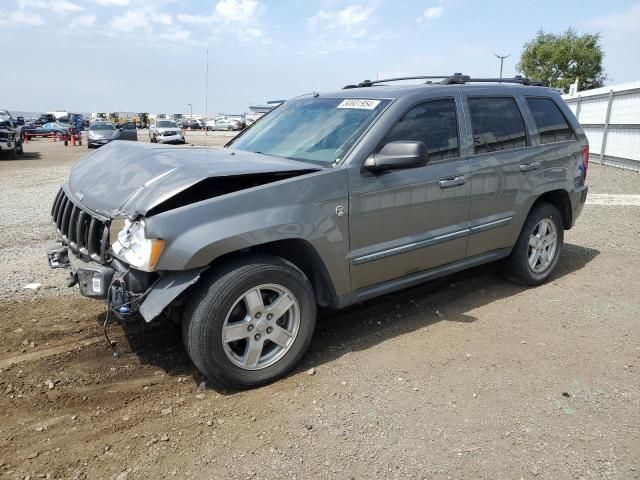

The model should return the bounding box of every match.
[87,122,119,149]
[149,120,185,144]
[206,118,240,131]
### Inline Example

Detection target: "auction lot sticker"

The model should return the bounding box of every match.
[337,99,381,109]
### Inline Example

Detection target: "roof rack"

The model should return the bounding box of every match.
[343,73,545,89]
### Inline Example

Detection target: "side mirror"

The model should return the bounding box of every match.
[364,141,428,172]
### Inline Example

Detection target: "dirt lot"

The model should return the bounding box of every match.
[0,135,639,479]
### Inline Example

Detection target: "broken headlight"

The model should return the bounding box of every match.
[110,219,164,272]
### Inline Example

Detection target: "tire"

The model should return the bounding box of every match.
[16,141,23,155]
[182,255,316,389]
[503,202,564,286]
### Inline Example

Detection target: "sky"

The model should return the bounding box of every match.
[1,0,639,115]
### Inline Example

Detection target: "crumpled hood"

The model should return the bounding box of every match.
[68,141,320,218]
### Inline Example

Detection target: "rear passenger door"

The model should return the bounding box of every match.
[462,94,538,257]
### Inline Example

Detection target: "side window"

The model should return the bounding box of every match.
[526,97,575,144]
[468,97,527,154]
[384,98,459,161]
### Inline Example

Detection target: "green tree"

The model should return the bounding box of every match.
[517,28,606,92]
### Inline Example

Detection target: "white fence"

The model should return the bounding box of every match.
[563,81,640,171]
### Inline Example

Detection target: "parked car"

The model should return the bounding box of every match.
[116,122,138,142]
[46,73,588,389]
[0,110,24,158]
[149,120,185,144]
[87,122,119,148]
[22,122,69,137]
[206,118,241,131]
[184,119,203,130]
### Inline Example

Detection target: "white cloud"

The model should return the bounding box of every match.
[585,2,640,34]
[308,5,373,38]
[109,7,173,32]
[109,8,148,32]
[0,9,45,26]
[151,12,173,25]
[17,0,83,15]
[417,6,443,22]
[94,0,129,5]
[177,13,212,24]
[215,0,258,23]
[69,14,96,28]
[177,0,268,43]
[158,27,192,42]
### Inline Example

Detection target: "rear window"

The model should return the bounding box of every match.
[468,97,527,154]
[526,97,575,144]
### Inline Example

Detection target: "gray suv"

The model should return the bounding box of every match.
[47,74,589,389]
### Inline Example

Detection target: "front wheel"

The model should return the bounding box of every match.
[182,256,316,389]
[503,202,564,286]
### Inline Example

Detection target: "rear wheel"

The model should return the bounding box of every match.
[503,202,564,286]
[182,256,316,389]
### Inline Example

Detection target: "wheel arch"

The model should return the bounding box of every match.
[530,189,572,230]
[203,239,339,308]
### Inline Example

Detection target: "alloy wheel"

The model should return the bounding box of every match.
[221,284,300,371]
[528,218,558,273]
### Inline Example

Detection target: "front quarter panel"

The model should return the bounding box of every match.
[145,168,351,296]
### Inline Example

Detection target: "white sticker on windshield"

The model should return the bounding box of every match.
[337,99,381,110]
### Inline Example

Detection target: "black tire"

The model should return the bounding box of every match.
[182,255,316,389]
[503,202,564,286]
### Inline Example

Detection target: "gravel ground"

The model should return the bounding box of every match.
[0,134,638,479]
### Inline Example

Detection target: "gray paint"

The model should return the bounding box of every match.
[59,82,588,318]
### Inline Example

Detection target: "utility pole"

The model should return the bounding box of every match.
[187,103,192,119]
[205,48,209,141]
[494,53,510,80]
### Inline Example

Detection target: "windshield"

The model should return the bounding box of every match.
[157,121,178,128]
[90,123,115,130]
[229,97,389,165]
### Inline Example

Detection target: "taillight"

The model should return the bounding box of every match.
[581,145,589,179]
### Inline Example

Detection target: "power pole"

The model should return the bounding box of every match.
[494,53,510,80]
[205,48,209,141]
[187,103,192,119]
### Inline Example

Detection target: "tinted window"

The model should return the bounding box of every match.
[526,97,575,144]
[468,97,527,153]
[157,121,177,128]
[384,98,459,161]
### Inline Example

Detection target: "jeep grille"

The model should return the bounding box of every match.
[51,188,110,264]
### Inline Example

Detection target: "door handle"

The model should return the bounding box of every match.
[438,176,466,189]
[519,161,541,172]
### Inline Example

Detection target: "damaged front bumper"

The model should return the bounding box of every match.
[46,240,203,322]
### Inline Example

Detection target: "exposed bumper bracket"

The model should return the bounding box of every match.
[139,268,206,323]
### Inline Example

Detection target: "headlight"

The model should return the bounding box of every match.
[110,219,164,272]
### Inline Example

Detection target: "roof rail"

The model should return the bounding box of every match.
[343,73,545,89]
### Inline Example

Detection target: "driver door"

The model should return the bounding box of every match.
[348,97,471,290]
